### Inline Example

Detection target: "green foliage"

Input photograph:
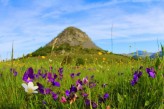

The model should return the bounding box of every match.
[0,51,163,109]
[61,55,72,66]
[32,46,52,56]
[161,44,164,58]
[76,58,85,66]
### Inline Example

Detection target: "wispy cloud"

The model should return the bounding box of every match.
[0,0,164,59]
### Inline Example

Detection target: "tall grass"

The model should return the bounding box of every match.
[0,51,163,109]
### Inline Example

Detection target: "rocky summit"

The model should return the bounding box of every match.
[46,26,101,49]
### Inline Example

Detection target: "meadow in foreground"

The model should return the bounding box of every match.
[0,53,163,109]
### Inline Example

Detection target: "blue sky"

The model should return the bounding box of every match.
[0,0,164,60]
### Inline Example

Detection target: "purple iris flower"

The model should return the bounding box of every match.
[70,73,75,78]
[37,82,52,94]
[54,74,58,80]
[47,72,54,82]
[58,68,63,74]
[34,74,39,79]
[82,93,88,98]
[65,90,70,96]
[22,67,35,83]
[70,85,77,93]
[92,102,98,109]
[13,71,18,76]
[89,82,96,88]
[146,68,156,78]
[37,82,44,94]
[76,72,81,76]
[52,92,58,100]
[85,99,97,109]
[42,73,47,78]
[45,88,51,94]
[76,79,83,85]
[104,93,109,100]
[52,81,60,87]
[10,68,18,76]
[85,99,90,106]
[37,69,42,76]
[130,71,142,86]
[58,68,63,80]
[82,77,89,84]
[65,85,77,97]
[138,71,142,78]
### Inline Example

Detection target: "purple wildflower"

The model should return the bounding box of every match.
[58,68,63,80]
[22,67,35,83]
[82,77,89,84]
[37,82,44,94]
[65,90,70,96]
[104,93,109,100]
[37,69,42,75]
[52,81,60,87]
[92,102,98,109]
[58,68,63,74]
[82,93,88,98]
[89,82,96,88]
[13,71,18,76]
[52,92,58,100]
[42,73,47,78]
[76,79,83,85]
[54,73,58,80]
[85,99,90,106]
[146,68,156,78]
[45,88,51,94]
[47,72,54,82]
[70,73,75,78]
[76,72,81,76]
[70,85,77,93]
[10,68,18,76]
[130,71,142,86]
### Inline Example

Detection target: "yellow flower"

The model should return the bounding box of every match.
[98,52,102,55]
[103,58,106,61]
[41,56,45,59]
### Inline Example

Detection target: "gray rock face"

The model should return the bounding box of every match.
[47,26,101,49]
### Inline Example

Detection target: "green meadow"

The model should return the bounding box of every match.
[0,51,163,109]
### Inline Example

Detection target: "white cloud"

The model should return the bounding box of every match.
[0,0,164,59]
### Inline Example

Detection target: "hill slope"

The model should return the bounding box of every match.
[31,26,102,56]
[47,26,100,49]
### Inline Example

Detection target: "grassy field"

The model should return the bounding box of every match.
[0,52,163,109]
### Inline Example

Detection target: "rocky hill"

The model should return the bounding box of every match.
[31,26,102,56]
[46,26,100,49]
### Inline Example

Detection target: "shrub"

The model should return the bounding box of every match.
[76,58,85,66]
[61,55,72,66]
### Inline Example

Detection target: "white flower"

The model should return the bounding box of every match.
[22,82,38,94]
[49,59,52,62]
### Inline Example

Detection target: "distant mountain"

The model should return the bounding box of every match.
[31,26,102,56]
[127,50,153,57]
[150,51,163,58]
[46,26,101,49]
[126,50,163,59]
